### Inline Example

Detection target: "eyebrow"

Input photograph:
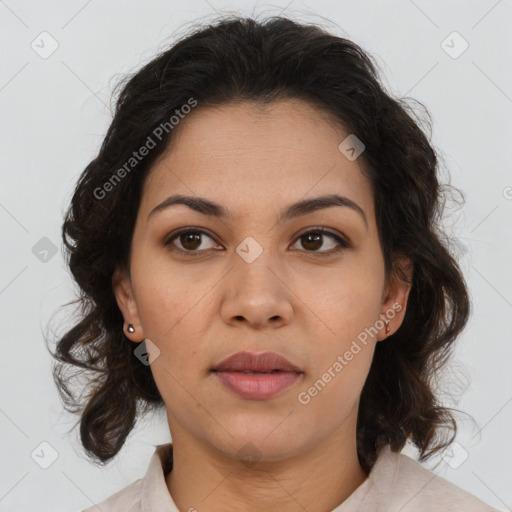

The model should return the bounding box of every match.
[148,193,368,229]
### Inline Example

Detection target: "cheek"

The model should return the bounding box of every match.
[307,269,384,340]
[299,264,384,390]
[130,248,203,337]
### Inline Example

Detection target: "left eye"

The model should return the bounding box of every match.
[164,228,348,256]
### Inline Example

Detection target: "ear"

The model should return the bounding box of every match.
[377,254,413,341]
[112,266,145,342]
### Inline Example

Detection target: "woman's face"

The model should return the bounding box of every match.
[114,98,410,462]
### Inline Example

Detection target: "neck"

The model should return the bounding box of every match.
[165,417,368,512]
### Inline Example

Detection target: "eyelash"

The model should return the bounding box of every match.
[163,227,350,258]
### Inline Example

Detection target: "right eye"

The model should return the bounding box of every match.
[164,228,222,256]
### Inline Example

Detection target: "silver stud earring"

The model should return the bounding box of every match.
[127,324,135,333]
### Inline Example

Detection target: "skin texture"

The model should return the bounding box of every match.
[113,99,412,512]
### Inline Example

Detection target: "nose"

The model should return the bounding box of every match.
[219,253,294,330]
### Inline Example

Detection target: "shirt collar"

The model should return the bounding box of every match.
[140,443,180,512]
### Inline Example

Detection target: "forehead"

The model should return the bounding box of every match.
[139,99,375,224]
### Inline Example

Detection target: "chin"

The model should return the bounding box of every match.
[207,424,309,464]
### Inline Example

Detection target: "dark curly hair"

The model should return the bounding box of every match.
[48,14,470,473]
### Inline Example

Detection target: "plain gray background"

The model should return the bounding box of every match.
[0,1,511,510]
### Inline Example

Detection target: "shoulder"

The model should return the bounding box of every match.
[79,443,174,512]
[368,446,500,512]
[80,478,143,512]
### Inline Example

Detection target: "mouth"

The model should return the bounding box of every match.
[211,351,304,400]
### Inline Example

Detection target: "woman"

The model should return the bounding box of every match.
[51,15,500,511]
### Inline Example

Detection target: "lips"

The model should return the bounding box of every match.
[211,351,303,373]
[211,351,304,400]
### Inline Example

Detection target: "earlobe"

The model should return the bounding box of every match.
[112,266,145,342]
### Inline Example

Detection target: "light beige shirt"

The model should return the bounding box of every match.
[82,443,500,511]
